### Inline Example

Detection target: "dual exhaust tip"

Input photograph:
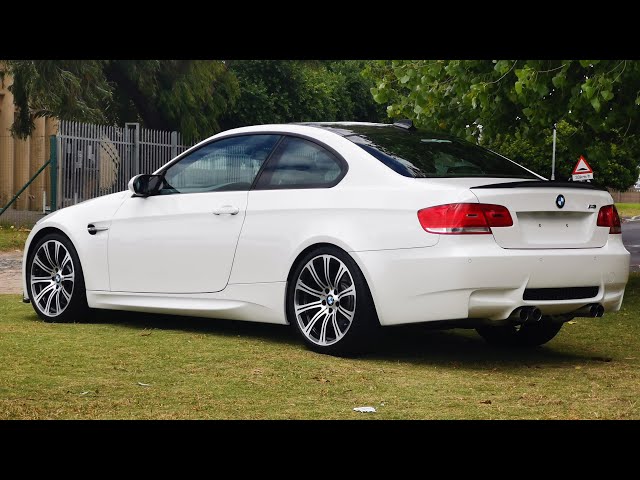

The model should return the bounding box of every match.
[509,303,604,324]
[509,306,543,324]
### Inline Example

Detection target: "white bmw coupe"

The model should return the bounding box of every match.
[22,122,630,355]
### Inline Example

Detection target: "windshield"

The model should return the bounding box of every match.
[345,126,539,179]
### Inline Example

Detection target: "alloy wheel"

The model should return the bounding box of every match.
[294,254,356,346]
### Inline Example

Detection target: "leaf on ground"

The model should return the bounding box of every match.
[567,321,578,325]
[137,382,151,387]
[312,376,329,383]
[480,399,492,405]
[139,330,152,336]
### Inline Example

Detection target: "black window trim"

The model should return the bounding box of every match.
[155,133,284,195]
[155,131,349,193]
[251,133,349,191]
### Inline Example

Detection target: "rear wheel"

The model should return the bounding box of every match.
[27,233,90,323]
[287,246,379,356]
[476,319,563,347]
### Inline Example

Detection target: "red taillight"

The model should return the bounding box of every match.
[417,203,513,235]
[597,205,622,234]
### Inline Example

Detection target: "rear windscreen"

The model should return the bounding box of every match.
[346,127,539,179]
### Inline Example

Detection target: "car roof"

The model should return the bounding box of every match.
[294,122,462,142]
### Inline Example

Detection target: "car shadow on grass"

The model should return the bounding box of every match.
[91,309,298,346]
[88,309,600,368]
[363,325,602,368]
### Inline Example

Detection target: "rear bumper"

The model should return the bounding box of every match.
[352,235,630,326]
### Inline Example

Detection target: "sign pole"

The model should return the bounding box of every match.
[551,122,557,181]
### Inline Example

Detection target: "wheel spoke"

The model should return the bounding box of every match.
[295,299,323,316]
[60,252,72,270]
[332,314,344,341]
[61,273,75,282]
[33,256,55,275]
[319,312,331,344]
[323,255,332,288]
[337,284,355,301]
[60,285,72,302]
[55,289,62,314]
[296,280,323,298]
[337,304,355,322]
[30,276,52,285]
[34,283,56,305]
[43,287,56,315]
[333,263,347,290]
[54,241,62,267]
[306,262,328,290]
[303,308,327,335]
[42,242,56,269]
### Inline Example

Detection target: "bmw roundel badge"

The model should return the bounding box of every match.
[556,194,565,209]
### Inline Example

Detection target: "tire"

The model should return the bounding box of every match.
[287,246,379,356]
[476,318,563,347]
[26,232,90,323]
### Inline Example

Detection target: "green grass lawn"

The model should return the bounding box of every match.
[0,226,29,252]
[2,275,640,419]
[616,203,640,218]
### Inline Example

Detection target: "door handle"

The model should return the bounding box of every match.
[87,224,109,235]
[212,205,240,215]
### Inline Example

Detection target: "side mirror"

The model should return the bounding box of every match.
[128,174,164,197]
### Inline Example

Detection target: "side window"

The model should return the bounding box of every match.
[160,135,280,194]
[254,136,345,189]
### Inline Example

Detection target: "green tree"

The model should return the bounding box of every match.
[2,60,239,142]
[220,60,384,129]
[365,60,640,189]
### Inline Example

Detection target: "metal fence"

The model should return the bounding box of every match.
[57,121,193,209]
[0,121,196,227]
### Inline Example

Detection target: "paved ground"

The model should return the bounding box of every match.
[1,221,639,296]
[0,250,23,295]
[622,219,640,272]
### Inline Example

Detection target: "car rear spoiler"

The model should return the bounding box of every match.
[471,180,607,191]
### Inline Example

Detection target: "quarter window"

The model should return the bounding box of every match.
[161,135,280,194]
[254,137,344,189]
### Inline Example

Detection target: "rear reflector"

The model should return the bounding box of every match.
[417,203,513,235]
[597,204,622,234]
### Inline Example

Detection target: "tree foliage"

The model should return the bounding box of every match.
[220,60,384,129]
[2,60,383,145]
[2,60,239,142]
[365,60,640,189]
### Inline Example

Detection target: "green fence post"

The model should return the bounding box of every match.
[50,135,57,212]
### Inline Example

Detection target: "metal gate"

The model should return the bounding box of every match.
[57,121,194,208]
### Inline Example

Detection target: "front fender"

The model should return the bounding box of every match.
[22,191,129,300]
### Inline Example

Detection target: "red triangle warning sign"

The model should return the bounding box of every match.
[572,155,593,175]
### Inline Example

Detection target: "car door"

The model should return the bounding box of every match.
[107,134,281,293]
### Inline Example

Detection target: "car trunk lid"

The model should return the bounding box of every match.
[420,178,613,249]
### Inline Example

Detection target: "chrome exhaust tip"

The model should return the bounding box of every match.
[528,307,543,323]
[573,303,605,318]
[508,306,542,324]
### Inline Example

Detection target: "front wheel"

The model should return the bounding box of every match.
[27,232,90,323]
[476,318,563,347]
[287,247,379,356]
